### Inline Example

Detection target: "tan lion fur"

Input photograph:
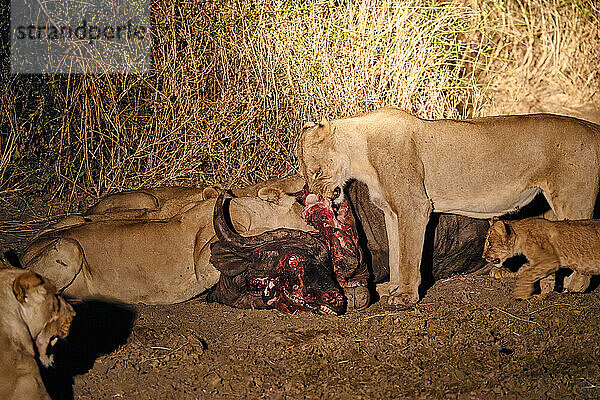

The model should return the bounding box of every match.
[35,186,221,237]
[299,107,600,308]
[0,261,75,400]
[36,177,306,237]
[83,176,305,219]
[483,218,600,299]
[231,175,305,201]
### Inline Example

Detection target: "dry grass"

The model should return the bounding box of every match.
[476,0,600,121]
[0,0,598,207]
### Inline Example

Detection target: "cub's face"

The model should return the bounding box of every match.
[299,121,350,203]
[482,220,515,266]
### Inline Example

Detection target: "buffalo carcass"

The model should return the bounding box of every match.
[207,193,344,314]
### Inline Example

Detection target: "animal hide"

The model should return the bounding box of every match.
[345,180,489,283]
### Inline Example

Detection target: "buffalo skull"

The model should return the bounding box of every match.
[207,193,344,315]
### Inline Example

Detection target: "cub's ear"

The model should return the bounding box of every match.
[489,217,498,226]
[12,271,44,304]
[492,220,511,236]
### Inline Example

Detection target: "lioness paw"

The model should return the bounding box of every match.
[345,286,370,311]
[385,287,419,310]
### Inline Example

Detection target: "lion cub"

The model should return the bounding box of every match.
[483,218,600,299]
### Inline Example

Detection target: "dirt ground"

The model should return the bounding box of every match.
[2,198,600,399]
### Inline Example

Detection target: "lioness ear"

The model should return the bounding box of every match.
[12,271,44,304]
[303,118,333,144]
[318,118,331,130]
[302,121,318,130]
[202,186,220,199]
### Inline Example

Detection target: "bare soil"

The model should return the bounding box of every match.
[2,198,600,399]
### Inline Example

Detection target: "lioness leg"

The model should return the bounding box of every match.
[34,215,89,239]
[86,191,160,215]
[514,257,561,299]
[386,191,432,308]
[373,211,399,299]
[542,186,596,292]
[22,238,87,295]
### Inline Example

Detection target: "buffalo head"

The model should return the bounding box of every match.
[207,193,344,315]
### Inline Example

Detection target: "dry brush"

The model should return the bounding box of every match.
[0,0,597,208]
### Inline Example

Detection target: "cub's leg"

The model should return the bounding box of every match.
[490,262,555,293]
[489,264,518,279]
[541,186,596,292]
[563,270,591,292]
[385,188,432,309]
[514,256,561,299]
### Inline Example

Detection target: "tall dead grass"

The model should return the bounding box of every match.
[477,0,600,121]
[0,0,598,206]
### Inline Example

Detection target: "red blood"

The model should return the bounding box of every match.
[299,186,367,288]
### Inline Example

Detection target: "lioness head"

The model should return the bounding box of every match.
[298,120,351,203]
[482,220,516,266]
[12,270,75,367]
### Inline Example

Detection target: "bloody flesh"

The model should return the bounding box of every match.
[297,187,368,288]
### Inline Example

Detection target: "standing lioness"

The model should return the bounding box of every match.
[299,107,600,308]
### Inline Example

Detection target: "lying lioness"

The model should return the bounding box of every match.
[36,186,216,236]
[35,176,305,237]
[483,218,600,299]
[0,261,75,400]
[22,191,312,304]
[299,107,600,308]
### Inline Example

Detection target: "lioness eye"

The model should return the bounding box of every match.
[314,168,322,179]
